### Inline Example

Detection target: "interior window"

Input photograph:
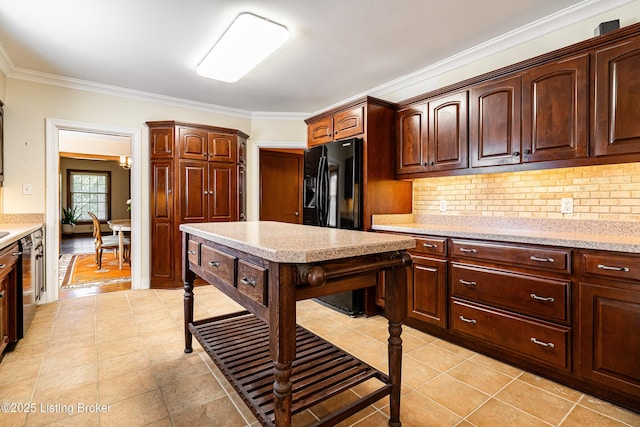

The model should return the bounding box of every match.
[68,170,111,222]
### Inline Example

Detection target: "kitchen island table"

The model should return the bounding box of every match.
[180,221,414,426]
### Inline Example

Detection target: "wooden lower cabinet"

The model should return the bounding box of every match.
[408,256,447,328]
[0,243,18,357]
[578,281,640,398]
[388,232,640,412]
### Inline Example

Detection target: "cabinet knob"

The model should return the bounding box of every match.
[524,149,531,155]
[512,151,520,156]
[294,211,299,216]
[430,161,435,166]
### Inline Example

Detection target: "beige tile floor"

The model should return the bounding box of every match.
[0,287,638,427]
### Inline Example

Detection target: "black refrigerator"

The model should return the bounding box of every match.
[303,138,365,315]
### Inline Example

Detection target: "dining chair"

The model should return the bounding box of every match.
[87,212,130,269]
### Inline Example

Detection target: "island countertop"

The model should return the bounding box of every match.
[179,221,416,263]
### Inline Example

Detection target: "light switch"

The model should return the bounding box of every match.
[22,184,33,195]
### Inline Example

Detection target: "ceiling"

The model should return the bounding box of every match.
[0,0,631,115]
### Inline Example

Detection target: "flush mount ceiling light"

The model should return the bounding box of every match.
[197,12,289,83]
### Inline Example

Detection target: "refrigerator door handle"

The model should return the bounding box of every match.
[316,156,327,226]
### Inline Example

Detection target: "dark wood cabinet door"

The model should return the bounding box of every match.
[578,281,640,397]
[151,161,173,221]
[150,161,174,281]
[150,127,174,159]
[208,133,236,163]
[307,116,333,147]
[178,127,208,160]
[396,106,428,174]
[333,105,364,140]
[470,76,522,167]
[522,55,589,162]
[428,91,468,171]
[594,36,640,157]
[179,160,207,222]
[408,255,447,328]
[207,162,236,222]
[237,164,246,221]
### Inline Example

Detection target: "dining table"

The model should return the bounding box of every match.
[107,219,131,269]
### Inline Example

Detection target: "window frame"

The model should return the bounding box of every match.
[66,169,112,224]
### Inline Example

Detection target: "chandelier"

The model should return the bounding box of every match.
[119,155,132,170]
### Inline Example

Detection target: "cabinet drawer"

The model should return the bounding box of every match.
[451,299,570,370]
[201,245,236,287]
[451,239,571,273]
[451,263,569,323]
[187,240,201,265]
[581,252,640,282]
[237,260,267,305]
[411,236,447,256]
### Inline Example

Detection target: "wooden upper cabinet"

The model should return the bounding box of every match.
[594,35,640,157]
[178,127,208,160]
[333,106,364,140]
[396,105,427,174]
[469,76,522,167]
[307,117,333,146]
[208,133,236,163]
[307,105,364,147]
[428,91,469,171]
[150,127,174,159]
[522,54,589,162]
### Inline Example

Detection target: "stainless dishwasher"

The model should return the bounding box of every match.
[17,228,43,339]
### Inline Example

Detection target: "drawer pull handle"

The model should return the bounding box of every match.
[459,316,477,324]
[530,337,555,348]
[422,243,438,248]
[12,251,23,257]
[459,248,477,254]
[240,277,257,287]
[0,290,4,298]
[209,261,221,268]
[187,250,197,255]
[530,256,554,263]
[597,264,630,272]
[459,279,477,287]
[530,293,555,303]
[0,264,5,269]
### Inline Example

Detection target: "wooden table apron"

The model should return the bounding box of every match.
[182,232,411,427]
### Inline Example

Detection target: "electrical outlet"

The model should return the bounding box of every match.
[439,200,447,212]
[561,198,573,214]
[22,184,33,195]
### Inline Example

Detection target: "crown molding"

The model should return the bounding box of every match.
[1,0,635,119]
[312,0,636,115]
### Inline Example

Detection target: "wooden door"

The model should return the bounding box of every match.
[150,161,174,281]
[428,91,469,171]
[522,55,589,162]
[408,255,448,328]
[578,281,640,397]
[150,127,174,159]
[207,162,236,222]
[179,160,207,222]
[333,105,364,140]
[594,36,640,156]
[259,150,303,224]
[469,76,522,167]
[396,106,427,174]
[208,133,236,163]
[178,127,207,160]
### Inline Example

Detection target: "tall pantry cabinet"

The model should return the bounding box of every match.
[147,121,248,288]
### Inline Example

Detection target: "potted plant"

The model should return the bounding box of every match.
[61,206,80,234]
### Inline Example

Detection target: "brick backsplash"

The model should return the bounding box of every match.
[413,162,640,222]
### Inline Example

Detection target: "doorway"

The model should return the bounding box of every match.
[259,149,304,224]
[45,119,143,303]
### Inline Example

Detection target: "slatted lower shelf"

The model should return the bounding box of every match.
[189,312,392,426]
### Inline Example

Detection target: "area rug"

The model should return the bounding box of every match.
[60,253,131,289]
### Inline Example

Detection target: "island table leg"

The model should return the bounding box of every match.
[385,253,411,427]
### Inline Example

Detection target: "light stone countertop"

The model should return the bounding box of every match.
[0,223,44,250]
[179,221,416,263]
[371,215,640,254]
